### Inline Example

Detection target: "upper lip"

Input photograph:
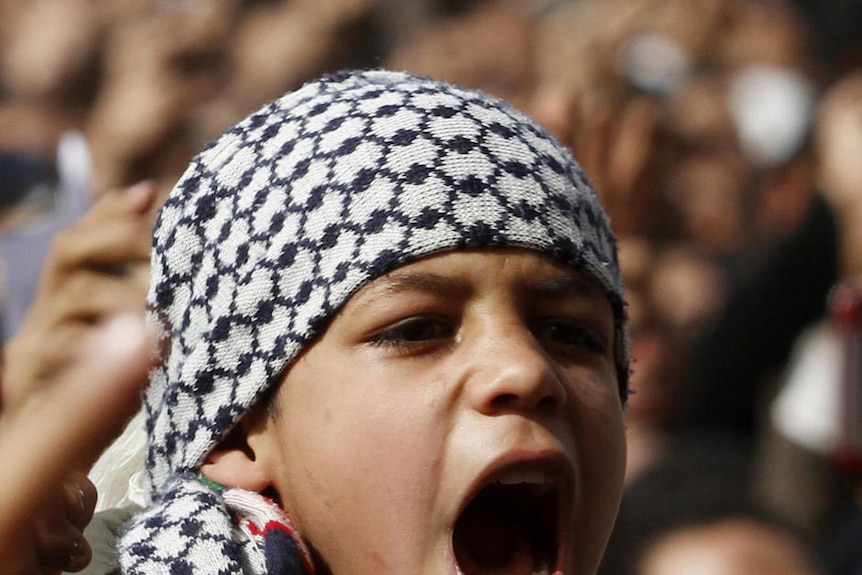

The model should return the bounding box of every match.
[452,448,576,574]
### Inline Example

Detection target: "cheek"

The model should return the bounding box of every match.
[581,402,627,499]
[567,382,627,572]
[574,394,626,504]
[271,380,451,565]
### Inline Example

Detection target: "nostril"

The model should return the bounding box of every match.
[490,393,520,411]
[488,389,562,414]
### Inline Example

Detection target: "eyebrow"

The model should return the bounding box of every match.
[526,274,606,301]
[359,271,469,301]
[353,268,606,306]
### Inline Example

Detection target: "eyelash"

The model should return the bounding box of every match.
[368,315,455,350]
[368,315,608,357]
[536,318,608,356]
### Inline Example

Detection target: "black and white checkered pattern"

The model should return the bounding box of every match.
[119,70,627,574]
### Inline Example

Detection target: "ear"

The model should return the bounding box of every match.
[199,401,276,492]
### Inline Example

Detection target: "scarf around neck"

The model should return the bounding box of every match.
[120,478,313,574]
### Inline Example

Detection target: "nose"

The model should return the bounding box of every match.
[463,321,567,417]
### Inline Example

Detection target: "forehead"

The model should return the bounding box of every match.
[347,248,611,308]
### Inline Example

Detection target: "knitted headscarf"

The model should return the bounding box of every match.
[117,70,628,574]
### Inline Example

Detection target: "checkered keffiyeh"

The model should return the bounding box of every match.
[118,69,628,574]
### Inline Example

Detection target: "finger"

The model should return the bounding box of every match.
[571,91,614,196]
[34,520,91,573]
[37,270,148,326]
[606,95,661,200]
[0,313,153,544]
[79,181,158,223]
[61,537,93,574]
[54,183,157,257]
[60,473,97,530]
[46,216,153,280]
[527,84,573,144]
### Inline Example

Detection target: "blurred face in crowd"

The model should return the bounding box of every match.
[662,75,752,253]
[253,249,627,575]
[638,519,825,575]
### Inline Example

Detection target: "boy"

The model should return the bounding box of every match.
[117,69,629,575]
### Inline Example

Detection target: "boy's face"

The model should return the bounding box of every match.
[258,248,626,575]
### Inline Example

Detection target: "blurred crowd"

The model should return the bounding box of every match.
[2,0,862,574]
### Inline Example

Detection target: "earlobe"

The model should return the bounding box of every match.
[199,403,275,493]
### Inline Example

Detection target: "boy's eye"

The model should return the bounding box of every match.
[369,316,455,347]
[538,319,608,356]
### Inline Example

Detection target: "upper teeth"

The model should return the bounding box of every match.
[496,468,552,487]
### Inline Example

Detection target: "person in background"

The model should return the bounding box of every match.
[760,70,862,570]
[599,436,825,575]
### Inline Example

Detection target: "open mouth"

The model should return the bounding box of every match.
[453,467,561,575]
